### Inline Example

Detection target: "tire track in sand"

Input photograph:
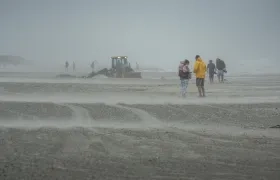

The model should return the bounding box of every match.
[114,104,164,128]
[60,103,94,126]
[60,103,163,129]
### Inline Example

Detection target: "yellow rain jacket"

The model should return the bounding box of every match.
[193,57,207,78]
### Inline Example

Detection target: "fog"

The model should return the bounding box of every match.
[1,4,280,176]
[0,0,280,74]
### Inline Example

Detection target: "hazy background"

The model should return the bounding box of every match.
[0,0,279,73]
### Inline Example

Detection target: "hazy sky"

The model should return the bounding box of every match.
[0,0,279,72]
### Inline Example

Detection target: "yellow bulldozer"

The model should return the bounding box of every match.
[87,56,142,78]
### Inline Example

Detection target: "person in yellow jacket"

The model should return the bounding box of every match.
[193,55,207,97]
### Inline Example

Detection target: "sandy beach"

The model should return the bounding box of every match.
[0,73,280,180]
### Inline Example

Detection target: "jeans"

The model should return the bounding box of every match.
[180,79,189,97]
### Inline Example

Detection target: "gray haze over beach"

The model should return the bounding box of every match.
[1,0,280,73]
[1,0,280,180]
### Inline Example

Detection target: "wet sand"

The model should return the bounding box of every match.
[0,75,280,180]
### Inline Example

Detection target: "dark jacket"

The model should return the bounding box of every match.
[207,63,216,74]
[216,60,226,70]
[179,65,191,79]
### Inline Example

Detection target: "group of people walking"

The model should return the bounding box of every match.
[64,61,96,72]
[207,58,227,84]
[178,55,227,98]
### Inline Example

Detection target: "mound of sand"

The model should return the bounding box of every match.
[92,74,108,79]
[56,74,77,78]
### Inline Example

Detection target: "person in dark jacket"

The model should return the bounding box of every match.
[91,61,95,72]
[65,61,69,72]
[216,58,226,83]
[207,60,216,84]
[178,59,191,98]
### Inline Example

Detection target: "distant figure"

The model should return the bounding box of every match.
[65,61,69,72]
[136,62,139,71]
[72,62,76,72]
[207,60,216,84]
[216,58,226,83]
[193,55,207,97]
[91,61,95,72]
[178,59,191,98]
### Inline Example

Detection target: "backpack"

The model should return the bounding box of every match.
[178,69,190,79]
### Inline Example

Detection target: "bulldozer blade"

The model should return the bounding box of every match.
[124,72,142,78]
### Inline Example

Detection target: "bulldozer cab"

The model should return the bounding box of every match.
[111,56,128,69]
[109,56,140,78]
